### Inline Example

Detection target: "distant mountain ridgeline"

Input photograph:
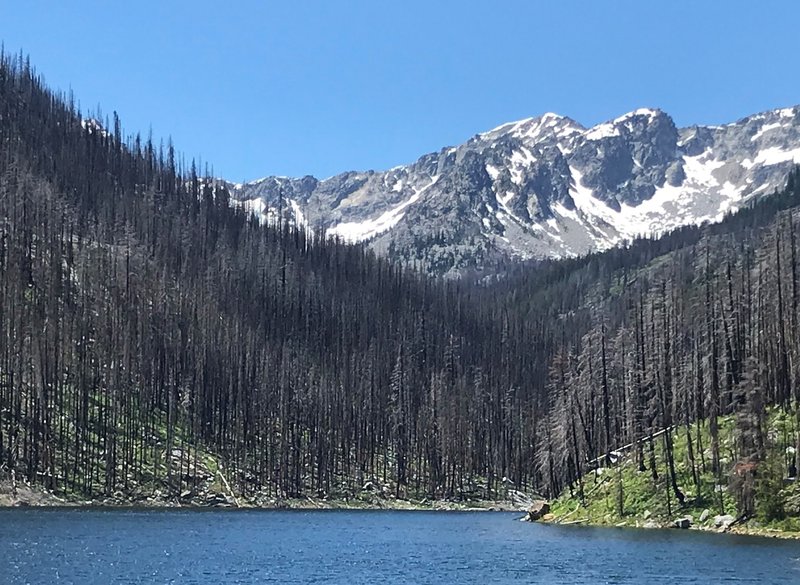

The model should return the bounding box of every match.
[2,52,800,523]
[231,105,800,277]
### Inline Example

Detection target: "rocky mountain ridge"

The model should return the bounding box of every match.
[231,106,800,275]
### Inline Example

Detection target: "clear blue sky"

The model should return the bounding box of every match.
[2,1,799,181]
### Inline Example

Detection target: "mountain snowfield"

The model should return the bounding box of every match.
[231,106,800,275]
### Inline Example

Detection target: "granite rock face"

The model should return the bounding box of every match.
[230,106,800,276]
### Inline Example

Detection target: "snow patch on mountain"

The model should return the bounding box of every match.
[549,150,747,248]
[583,123,620,141]
[326,176,440,243]
[290,199,308,229]
[752,147,800,167]
[752,122,783,141]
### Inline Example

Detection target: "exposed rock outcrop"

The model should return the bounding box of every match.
[525,500,551,521]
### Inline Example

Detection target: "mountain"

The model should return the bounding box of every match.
[231,106,800,275]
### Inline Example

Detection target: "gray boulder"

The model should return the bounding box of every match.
[714,514,735,529]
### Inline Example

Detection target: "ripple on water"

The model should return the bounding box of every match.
[0,510,799,584]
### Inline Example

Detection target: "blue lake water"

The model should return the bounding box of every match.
[1,509,800,584]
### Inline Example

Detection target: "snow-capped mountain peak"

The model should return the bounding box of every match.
[230,105,800,276]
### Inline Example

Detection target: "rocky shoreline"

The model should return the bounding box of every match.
[0,480,523,512]
[5,480,800,540]
[521,499,800,540]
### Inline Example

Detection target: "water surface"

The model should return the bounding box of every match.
[2,509,799,584]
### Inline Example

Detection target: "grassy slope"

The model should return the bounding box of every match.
[549,408,800,538]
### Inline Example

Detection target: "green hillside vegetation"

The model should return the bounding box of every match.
[549,407,800,536]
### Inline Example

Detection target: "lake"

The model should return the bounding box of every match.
[1,509,799,584]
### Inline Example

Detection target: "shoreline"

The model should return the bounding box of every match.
[0,479,521,513]
[537,514,800,541]
[4,480,800,540]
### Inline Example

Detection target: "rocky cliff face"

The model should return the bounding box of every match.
[231,106,800,276]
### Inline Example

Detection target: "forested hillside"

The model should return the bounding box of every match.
[0,52,535,503]
[2,52,800,520]
[486,172,800,521]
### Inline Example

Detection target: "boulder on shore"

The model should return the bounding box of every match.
[525,500,551,522]
[673,516,692,529]
[714,514,735,529]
